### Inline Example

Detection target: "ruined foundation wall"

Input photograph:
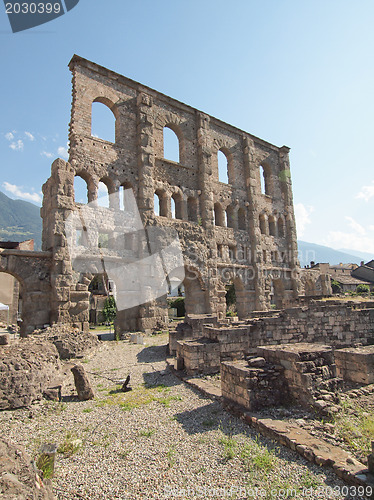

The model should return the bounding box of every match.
[175,301,374,374]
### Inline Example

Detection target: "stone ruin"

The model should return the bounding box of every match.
[0,54,331,337]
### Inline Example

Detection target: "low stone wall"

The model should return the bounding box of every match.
[335,345,374,385]
[221,357,288,410]
[175,338,220,374]
[172,301,374,374]
[257,343,342,405]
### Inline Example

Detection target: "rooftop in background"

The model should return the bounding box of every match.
[0,240,34,251]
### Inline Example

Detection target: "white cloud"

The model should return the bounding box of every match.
[9,140,24,151]
[294,203,314,237]
[5,132,14,141]
[2,182,42,204]
[345,216,365,236]
[356,180,374,202]
[323,215,374,253]
[41,151,53,158]
[25,131,35,141]
[57,146,68,159]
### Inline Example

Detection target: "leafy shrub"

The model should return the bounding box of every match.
[356,284,370,295]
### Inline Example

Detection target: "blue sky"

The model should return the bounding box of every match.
[1,0,374,254]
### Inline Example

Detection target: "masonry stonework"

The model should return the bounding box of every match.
[40,55,311,333]
[1,55,329,335]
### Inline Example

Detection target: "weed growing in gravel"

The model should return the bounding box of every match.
[202,418,215,428]
[57,431,82,456]
[331,395,374,460]
[167,445,176,468]
[36,453,55,479]
[82,408,93,413]
[95,385,182,411]
[240,441,277,472]
[119,449,131,460]
[158,395,182,407]
[139,429,156,437]
[44,401,67,415]
[219,435,238,460]
[299,469,321,489]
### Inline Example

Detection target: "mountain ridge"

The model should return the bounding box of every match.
[0,191,372,266]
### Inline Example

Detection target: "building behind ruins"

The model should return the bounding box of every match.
[0,56,330,335]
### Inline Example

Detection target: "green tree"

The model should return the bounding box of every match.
[331,279,342,294]
[103,296,116,324]
[225,283,236,307]
[356,284,370,295]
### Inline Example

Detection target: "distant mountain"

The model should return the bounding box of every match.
[338,248,373,262]
[297,240,365,268]
[0,191,42,250]
[0,190,371,265]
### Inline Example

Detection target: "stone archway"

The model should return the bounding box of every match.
[0,251,52,336]
[183,266,209,315]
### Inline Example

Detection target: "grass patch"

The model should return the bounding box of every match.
[82,408,93,413]
[36,453,55,479]
[95,384,182,411]
[57,432,82,457]
[139,429,156,437]
[219,435,238,460]
[202,418,216,428]
[167,445,176,468]
[331,396,374,460]
[157,395,182,407]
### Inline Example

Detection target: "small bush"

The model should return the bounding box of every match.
[356,284,370,295]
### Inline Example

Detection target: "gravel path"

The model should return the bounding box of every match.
[0,334,369,500]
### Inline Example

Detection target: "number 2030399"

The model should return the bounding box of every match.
[5,2,61,14]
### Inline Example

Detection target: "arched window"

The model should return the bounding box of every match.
[154,190,168,217]
[269,216,277,237]
[214,202,225,227]
[74,175,89,204]
[91,101,116,143]
[278,217,285,238]
[163,126,180,162]
[187,197,198,222]
[238,207,246,231]
[218,149,229,184]
[259,214,267,235]
[226,205,235,229]
[172,193,183,219]
[97,181,110,208]
[260,165,271,196]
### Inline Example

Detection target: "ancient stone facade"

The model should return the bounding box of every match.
[40,54,310,333]
[0,55,330,334]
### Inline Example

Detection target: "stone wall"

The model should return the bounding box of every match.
[0,249,52,336]
[40,54,306,334]
[257,343,342,405]
[335,346,374,385]
[221,357,289,410]
[174,301,374,374]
